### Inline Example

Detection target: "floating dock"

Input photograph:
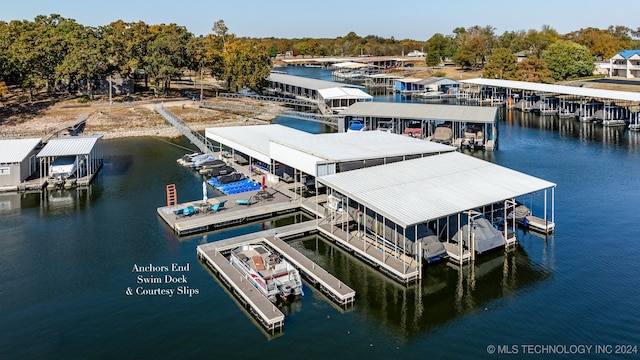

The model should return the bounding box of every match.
[197,221,355,333]
[157,187,324,236]
[316,223,420,284]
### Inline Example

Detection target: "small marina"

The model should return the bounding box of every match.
[154,115,556,332]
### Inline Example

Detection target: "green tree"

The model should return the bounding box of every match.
[55,25,106,97]
[482,48,517,79]
[524,25,559,57]
[145,24,191,95]
[542,40,594,80]
[426,33,449,66]
[223,39,272,92]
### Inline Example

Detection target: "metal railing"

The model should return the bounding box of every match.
[218,92,318,107]
[155,106,213,154]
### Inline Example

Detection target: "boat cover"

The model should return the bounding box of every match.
[452,217,506,254]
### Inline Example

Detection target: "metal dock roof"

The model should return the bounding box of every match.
[206,125,455,167]
[0,138,41,163]
[268,72,364,90]
[461,78,640,102]
[340,102,498,123]
[317,151,556,228]
[205,125,311,164]
[37,135,103,157]
[273,130,455,163]
[318,87,373,100]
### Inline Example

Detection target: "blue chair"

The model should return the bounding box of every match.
[176,205,196,217]
[211,200,227,212]
[235,195,253,206]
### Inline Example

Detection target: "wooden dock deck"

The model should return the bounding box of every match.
[317,223,420,284]
[158,189,301,236]
[197,221,356,332]
[443,242,472,264]
[268,235,355,306]
[523,215,555,235]
[157,177,326,236]
[198,247,285,333]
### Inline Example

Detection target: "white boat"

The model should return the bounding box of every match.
[49,155,80,180]
[230,243,303,303]
[347,120,366,132]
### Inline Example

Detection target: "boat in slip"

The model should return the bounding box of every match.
[347,119,366,132]
[230,243,304,303]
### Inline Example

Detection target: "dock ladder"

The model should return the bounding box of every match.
[166,184,177,207]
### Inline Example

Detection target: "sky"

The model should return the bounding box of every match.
[1,0,638,40]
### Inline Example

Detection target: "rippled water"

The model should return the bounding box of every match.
[1,77,639,358]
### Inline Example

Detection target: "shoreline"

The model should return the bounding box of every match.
[0,98,283,140]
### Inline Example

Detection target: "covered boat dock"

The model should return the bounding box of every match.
[267,72,373,115]
[316,151,556,267]
[203,124,555,279]
[36,135,104,189]
[460,78,640,127]
[340,102,499,150]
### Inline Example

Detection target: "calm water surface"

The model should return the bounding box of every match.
[1,75,639,359]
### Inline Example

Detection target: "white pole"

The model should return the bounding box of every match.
[109,75,112,113]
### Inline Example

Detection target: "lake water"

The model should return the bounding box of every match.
[1,69,639,359]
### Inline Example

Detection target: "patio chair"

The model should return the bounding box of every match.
[210,200,227,212]
[176,205,196,217]
[235,195,253,206]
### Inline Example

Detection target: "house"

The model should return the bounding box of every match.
[407,50,426,57]
[608,50,640,78]
[394,77,459,94]
[513,50,531,63]
[0,138,41,191]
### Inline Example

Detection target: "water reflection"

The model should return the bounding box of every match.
[40,186,102,216]
[502,108,636,147]
[290,234,550,341]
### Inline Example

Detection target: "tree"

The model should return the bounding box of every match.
[212,20,229,48]
[222,39,272,92]
[497,30,528,52]
[426,33,449,66]
[482,48,517,79]
[55,25,106,97]
[144,24,191,95]
[566,27,635,60]
[515,55,552,83]
[524,26,559,57]
[454,36,485,68]
[542,40,594,80]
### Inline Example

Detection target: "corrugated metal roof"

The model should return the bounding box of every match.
[0,138,41,163]
[341,102,498,123]
[332,62,376,69]
[268,72,364,90]
[207,125,454,165]
[460,78,640,102]
[318,87,373,100]
[274,131,454,162]
[318,152,556,228]
[205,125,312,161]
[37,135,103,157]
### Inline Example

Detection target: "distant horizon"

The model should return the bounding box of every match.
[1,0,639,41]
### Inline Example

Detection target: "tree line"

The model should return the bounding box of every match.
[1,15,639,102]
[0,15,272,101]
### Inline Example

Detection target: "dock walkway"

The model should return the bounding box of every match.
[199,248,285,333]
[197,221,355,332]
[317,223,420,284]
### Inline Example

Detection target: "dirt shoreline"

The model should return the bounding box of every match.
[0,98,284,140]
